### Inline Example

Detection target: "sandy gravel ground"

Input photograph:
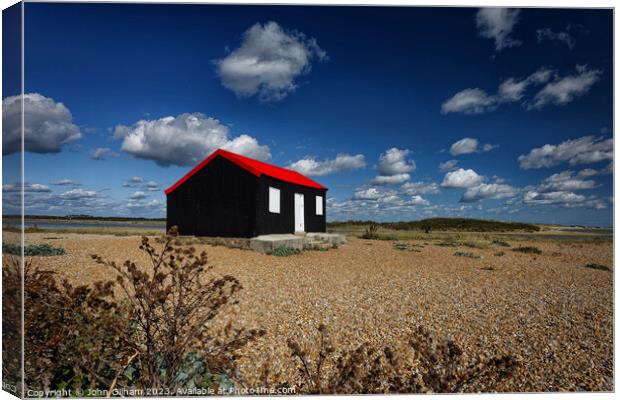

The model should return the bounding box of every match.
[19,232,613,392]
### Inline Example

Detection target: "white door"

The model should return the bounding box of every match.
[294,193,305,232]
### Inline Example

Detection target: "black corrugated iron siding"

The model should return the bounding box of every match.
[167,156,258,237]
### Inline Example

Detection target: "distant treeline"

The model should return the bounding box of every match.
[327,218,541,232]
[4,214,166,222]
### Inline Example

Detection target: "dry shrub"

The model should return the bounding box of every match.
[3,256,22,396]
[283,324,518,394]
[19,227,263,394]
[90,226,265,391]
[512,246,542,255]
[24,259,130,392]
[361,224,380,240]
[584,263,611,272]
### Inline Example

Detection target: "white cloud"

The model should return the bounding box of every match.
[214,21,327,102]
[145,181,161,191]
[90,147,119,160]
[475,8,522,51]
[537,28,575,49]
[371,148,416,185]
[123,176,144,187]
[537,170,597,192]
[518,135,613,169]
[56,188,100,200]
[377,147,416,175]
[125,198,165,216]
[3,93,82,155]
[2,182,167,218]
[482,143,499,152]
[114,113,271,167]
[444,65,600,115]
[441,88,497,115]
[371,173,410,185]
[523,190,586,205]
[449,137,497,156]
[522,189,607,210]
[441,168,484,188]
[3,182,51,193]
[450,137,479,156]
[529,65,602,109]
[576,168,599,178]
[442,67,553,115]
[130,191,147,199]
[438,159,458,172]
[52,179,80,186]
[332,186,431,219]
[461,183,518,202]
[401,181,440,195]
[409,195,430,206]
[497,68,553,101]
[288,153,365,176]
[353,187,386,200]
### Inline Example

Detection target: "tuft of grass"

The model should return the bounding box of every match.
[360,224,380,240]
[512,246,542,255]
[584,263,611,272]
[271,246,301,257]
[393,243,422,252]
[494,251,505,257]
[453,251,481,259]
[2,243,65,256]
[359,224,398,241]
[393,243,408,251]
[491,239,511,247]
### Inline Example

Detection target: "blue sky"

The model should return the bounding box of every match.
[2,4,613,226]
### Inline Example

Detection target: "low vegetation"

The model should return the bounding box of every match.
[271,246,301,257]
[453,252,481,259]
[3,243,65,256]
[360,224,380,240]
[16,227,264,394]
[281,324,518,394]
[437,236,488,249]
[393,243,422,252]
[584,263,611,272]
[329,218,540,233]
[491,239,511,247]
[512,246,542,255]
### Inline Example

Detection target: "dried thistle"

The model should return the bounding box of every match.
[284,324,518,394]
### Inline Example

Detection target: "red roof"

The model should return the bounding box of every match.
[165,149,327,195]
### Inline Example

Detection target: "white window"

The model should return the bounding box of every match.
[268,187,280,213]
[316,195,323,215]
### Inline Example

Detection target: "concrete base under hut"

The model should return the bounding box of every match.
[249,234,305,253]
[305,232,347,245]
[249,232,346,253]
